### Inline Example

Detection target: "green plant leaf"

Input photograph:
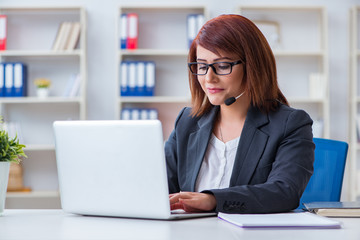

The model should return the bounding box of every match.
[0,119,27,163]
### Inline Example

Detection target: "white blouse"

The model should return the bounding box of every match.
[195,133,240,192]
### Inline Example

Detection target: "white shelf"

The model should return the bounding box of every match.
[120,5,208,10]
[6,191,59,199]
[0,6,84,11]
[288,98,326,104]
[349,6,360,201]
[0,6,87,208]
[0,49,83,57]
[119,96,191,103]
[0,97,82,104]
[238,5,329,138]
[273,50,325,57]
[237,5,326,11]
[24,144,55,151]
[119,49,188,56]
[116,5,208,139]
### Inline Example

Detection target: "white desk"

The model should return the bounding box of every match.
[0,210,359,240]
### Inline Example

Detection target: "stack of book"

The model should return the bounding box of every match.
[303,201,360,217]
[120,61,155,96]
[52,22,81,51]
[0,62,27,97]
[119,13,138,50]
[187,14,205,48]
[121,108,158,120]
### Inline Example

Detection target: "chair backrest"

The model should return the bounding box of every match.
[299,138,348,207]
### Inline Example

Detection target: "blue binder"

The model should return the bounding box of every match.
[128,61,137,96]
[4,62,14,97]
[145,61,155,96]
[120,61,129,96]
[136,61,146,96]
[120,14,127,49]
[13,63,27,97]
[0,63,4,97]
[121,108,159,120]
[120,61,156,97]
[187,14,197,48]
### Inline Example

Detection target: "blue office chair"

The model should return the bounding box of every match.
[298,138,348,208]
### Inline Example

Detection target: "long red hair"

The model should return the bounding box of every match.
[188,14,288,117]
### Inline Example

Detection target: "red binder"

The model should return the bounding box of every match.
[127,13,138,49]
[0,15,7,50]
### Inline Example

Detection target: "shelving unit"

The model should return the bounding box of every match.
[237,6,329,138]
[116,5,208,139]
[349,6,360,201]
[0,6,87,208]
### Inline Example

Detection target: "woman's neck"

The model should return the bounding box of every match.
[215,95,250,143]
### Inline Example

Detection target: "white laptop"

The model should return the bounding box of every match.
[53,120,216,220]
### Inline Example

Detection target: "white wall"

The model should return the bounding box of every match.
[1,0,358,199]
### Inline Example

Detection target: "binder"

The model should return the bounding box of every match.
[127,13,138,49]
[13,63,27,97]
[196,14,205,33]
[187,14,197,48]
[120,61,129,96]
[0,15,7,50]
[145,61,155,96]
[121,108,131,120]
[121,61,155,96]
[137,61,146,96]
[148,109,158,120]
[121,108,158,120]
[120,14,128,49]
[187,14,204,48]
[128,61,137,96]
[140,109,148,120]
[131,108,140,120]
[4,63,14,97]
[0,63,4,96]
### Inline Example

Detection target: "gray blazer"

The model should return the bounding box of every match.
[165,104,314,214]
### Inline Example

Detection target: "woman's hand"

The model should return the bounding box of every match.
[169,192,217,213]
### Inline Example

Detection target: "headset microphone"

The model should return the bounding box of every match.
[224,92,245,106]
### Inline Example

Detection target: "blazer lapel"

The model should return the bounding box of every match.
[187,107,219,191]
[230,106,269,186]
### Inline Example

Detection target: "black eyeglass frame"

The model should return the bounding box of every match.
[188,60,243,76]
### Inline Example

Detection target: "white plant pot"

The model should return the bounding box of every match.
[0,162,10,216]
[36,88,49,98]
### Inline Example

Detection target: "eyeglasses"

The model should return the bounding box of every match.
[188,60,243,76]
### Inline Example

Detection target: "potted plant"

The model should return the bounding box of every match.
[0,117,27,215]
[34,78,51,98]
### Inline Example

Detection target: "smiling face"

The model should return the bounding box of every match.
[196,45,245,106]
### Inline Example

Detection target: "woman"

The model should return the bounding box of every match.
[165,14,314,214]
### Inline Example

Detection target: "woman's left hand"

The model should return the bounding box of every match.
[169,192,217,213]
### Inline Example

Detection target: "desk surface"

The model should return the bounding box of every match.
[0,210,360,240]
